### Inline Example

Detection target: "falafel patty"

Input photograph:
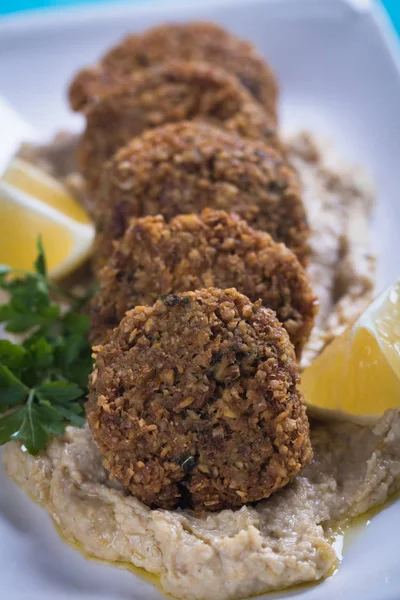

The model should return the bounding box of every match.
[87,287,313,512]
[94,121,307,268]
[69,22,278,118]
[90,209,317,356]
[78,62,279,193]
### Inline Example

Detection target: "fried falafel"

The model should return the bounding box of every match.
[69,22,278,118]
[90,209,317,356]
[78,62,279,193]
[87,287,312,511]
[93,121,307,269]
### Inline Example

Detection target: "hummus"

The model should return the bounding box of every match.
[286,133,376,368]
[3,132,391,600]
[4,412,400,600]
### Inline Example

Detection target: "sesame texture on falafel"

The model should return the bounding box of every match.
[69,22,278,118]
[90,209,317,356]
[87,288,312,512]
[78,62,279,193]
[93,121,307,268]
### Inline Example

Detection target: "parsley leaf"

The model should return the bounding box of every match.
[36,381,83,402]
[28,337,53,370]
[0,409,25,445]
[15,395,52,455]
[0,340,29,372]
[34,236,47,277]
[0,366,28,408]
[0,241,93,454]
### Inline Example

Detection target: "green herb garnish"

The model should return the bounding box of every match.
[0,238,93,454]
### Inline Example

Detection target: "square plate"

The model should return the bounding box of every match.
[1,1,400,598]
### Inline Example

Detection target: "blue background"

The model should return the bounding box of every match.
[0,0,160,14]
[0,0,399,34]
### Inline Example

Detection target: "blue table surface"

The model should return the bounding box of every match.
[1,0,400,34]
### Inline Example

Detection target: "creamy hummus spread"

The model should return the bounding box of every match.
[4,412,400,600]
[3,132,394,600]
[287,133,375,368]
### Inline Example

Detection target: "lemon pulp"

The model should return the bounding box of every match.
[301,282,400,423]
[0,158,94,279]
[0,193,75,272]
[3,158,90,225]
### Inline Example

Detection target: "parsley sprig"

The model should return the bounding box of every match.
[0,239,93,454]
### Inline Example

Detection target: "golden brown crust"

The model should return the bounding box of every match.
[93,121,307,268]
[87,287,312,511]
[77,62,279,193]
[90,209,317,356]
[69,22,278,117]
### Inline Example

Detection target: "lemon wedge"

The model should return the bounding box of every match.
[0,158,94,280]
[301,282,400,424]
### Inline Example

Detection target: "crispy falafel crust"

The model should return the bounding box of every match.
[90,209,317,355]
[94,121,307,267]
[78,62,279,193]
[87,288,312,511]
[69,22,278,117]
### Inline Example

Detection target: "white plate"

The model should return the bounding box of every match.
[1,0,400,598]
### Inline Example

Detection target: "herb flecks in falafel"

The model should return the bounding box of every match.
[78,62,279,194]
[90,209,317,355]
[93,121,308,269]
[69,21,278,118]
[87,288,312,512]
